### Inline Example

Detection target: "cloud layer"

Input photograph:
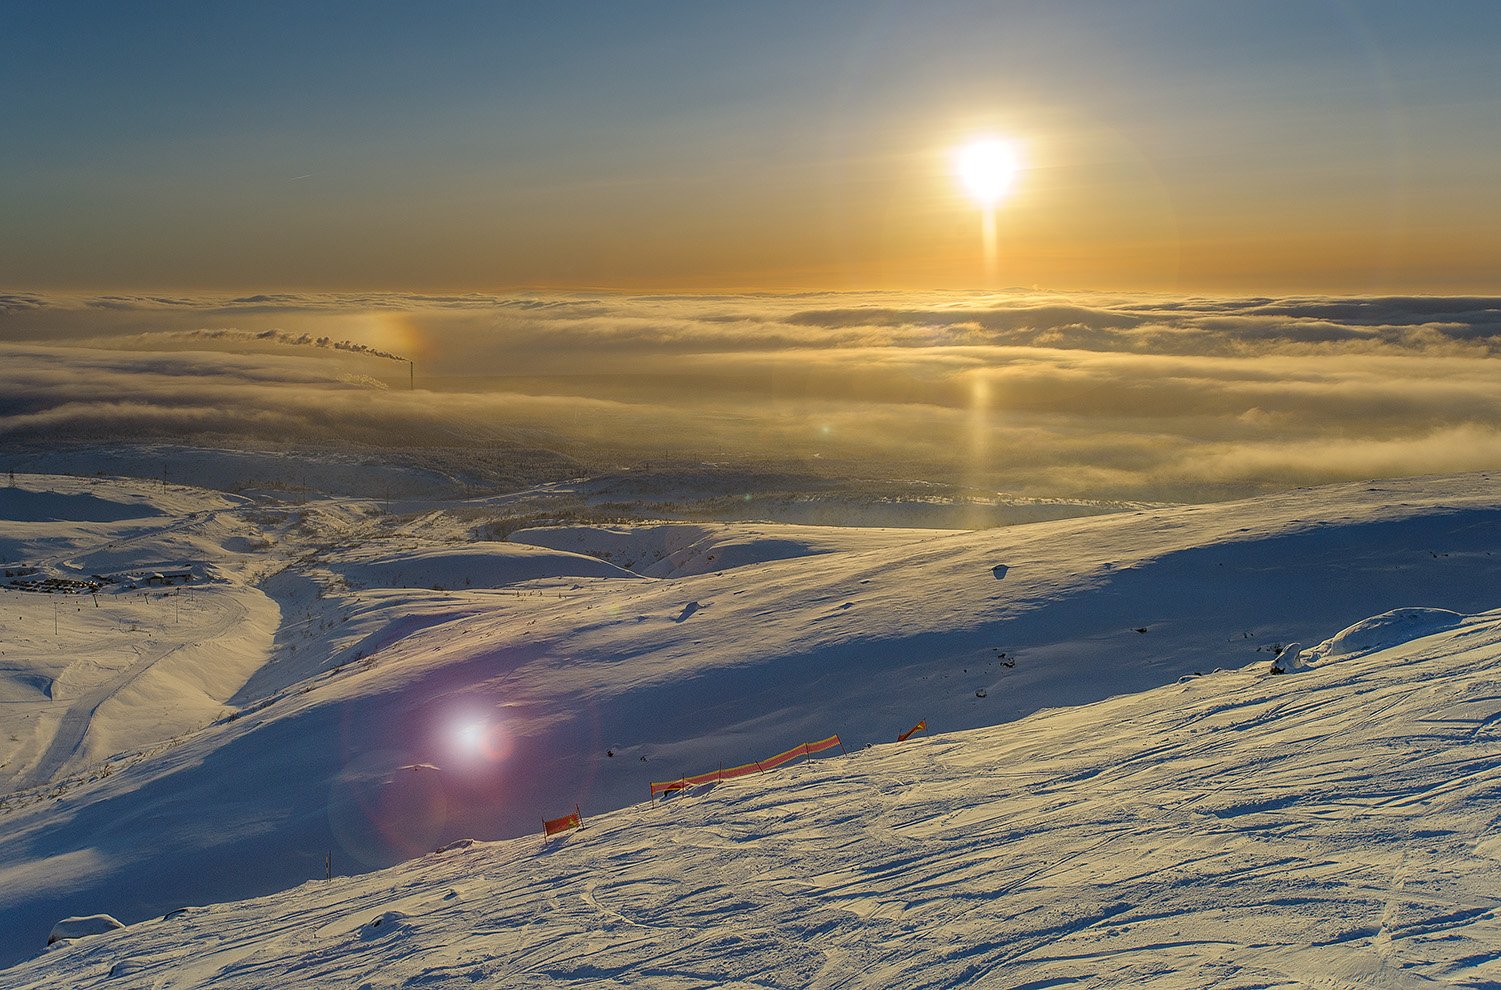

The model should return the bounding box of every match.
[2,289,1499,501]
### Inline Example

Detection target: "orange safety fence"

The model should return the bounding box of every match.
[651,734,844,797]
[897,719,927,742]
[543,804,583,837]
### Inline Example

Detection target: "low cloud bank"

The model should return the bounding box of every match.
[2,290,1499,501]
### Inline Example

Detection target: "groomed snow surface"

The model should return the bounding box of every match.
[3,469,1501,986]
[12,602,1501,988]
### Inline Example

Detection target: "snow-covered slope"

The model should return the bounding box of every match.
[0,478,282,788]
[3,472,1501,973]
[331,542,638,590]
[11,602,1501,988]
[507,521,959,577]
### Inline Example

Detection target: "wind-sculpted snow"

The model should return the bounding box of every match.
[1304,607,1467,663]
[3,473,1501,970]
[11,606,1501,988]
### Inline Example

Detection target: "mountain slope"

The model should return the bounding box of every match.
[11,603,1501,988]
[2,473,1501,970]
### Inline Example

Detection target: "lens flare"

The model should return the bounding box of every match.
[446,714,511,765]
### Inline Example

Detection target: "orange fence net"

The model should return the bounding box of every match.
[897,720,927,742]
[651,734,843,797]
[543,805,582,836]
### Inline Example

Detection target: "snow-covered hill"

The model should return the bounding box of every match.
[507,521,960,578]
[10,601,1501,988]
[2,471,1501,976]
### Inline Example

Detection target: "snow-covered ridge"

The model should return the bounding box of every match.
[12,604,1501,988]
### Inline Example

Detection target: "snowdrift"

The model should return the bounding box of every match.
[1304,606,1466,663]
[44,915,122,948]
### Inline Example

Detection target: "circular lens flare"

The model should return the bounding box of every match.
[447,715,511,766]
[956,138,1020,207]
[456,722,484,750]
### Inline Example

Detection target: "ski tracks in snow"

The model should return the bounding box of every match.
[16,591,253,788]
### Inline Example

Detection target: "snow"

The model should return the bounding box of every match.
[508,521,960,578]
[9,603,1501,987]
[44,915,123,947]
[3,469,1501,981]
[0,475,279,789]
[1267,640,1310,674]
[331,542,638,590]
[0,487,163,525]
[1304,607,1468,663]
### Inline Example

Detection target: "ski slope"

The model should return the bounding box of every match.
[0,477,284,788]
[10,602,1501,988]
[2,470,1501,976]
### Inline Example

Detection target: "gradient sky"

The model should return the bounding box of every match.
[4,1,1499,293]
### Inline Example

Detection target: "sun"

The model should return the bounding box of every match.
[955,137,1021,208]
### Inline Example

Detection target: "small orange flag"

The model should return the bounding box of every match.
[543,805,583,837]
[897,720,927,742]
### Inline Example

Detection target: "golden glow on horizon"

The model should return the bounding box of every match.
[15,116,1489,296]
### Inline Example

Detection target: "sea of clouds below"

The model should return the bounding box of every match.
[1,289,1499,502]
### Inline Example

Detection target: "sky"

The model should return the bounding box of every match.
[4,1,1500,293]
[4,4,1501,504]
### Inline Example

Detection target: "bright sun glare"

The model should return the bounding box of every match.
[455,722,485,751]
[956,137,1021,208]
